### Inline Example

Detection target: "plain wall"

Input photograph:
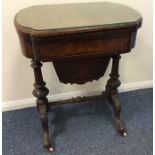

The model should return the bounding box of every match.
[3,0,152,103]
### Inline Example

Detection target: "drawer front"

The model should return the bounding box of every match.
[18,28,137,60]
[33,29,135,60]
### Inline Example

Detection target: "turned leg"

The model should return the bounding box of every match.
[106,55,127,137]
[31,60,54,152]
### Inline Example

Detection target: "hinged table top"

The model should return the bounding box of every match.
[15,2,142,35]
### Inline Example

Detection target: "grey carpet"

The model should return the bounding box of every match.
[3,88,153,155]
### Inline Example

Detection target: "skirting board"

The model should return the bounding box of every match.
[2,80,153,112]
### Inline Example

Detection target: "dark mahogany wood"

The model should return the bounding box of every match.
[14,4,142,152]
[31,60,54,152]
[106,55,127,136]
[52,55,111,84]
[49,92,107,105]
[15,27,138,60]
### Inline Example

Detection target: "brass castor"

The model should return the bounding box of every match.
[44,145,54,152]
[118,128,127,137]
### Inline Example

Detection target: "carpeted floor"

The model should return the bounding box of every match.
[3,88,153,155]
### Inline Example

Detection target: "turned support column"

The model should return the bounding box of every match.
[106,55,127,136]
[31,60,54,152]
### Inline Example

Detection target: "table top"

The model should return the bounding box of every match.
[15,2,142,35]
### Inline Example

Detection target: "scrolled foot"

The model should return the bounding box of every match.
[107,93,127,138]
[115,118,127,137]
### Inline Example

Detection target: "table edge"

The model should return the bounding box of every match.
[14,17,142,37]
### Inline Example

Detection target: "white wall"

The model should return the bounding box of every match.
[3,0,153,110]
